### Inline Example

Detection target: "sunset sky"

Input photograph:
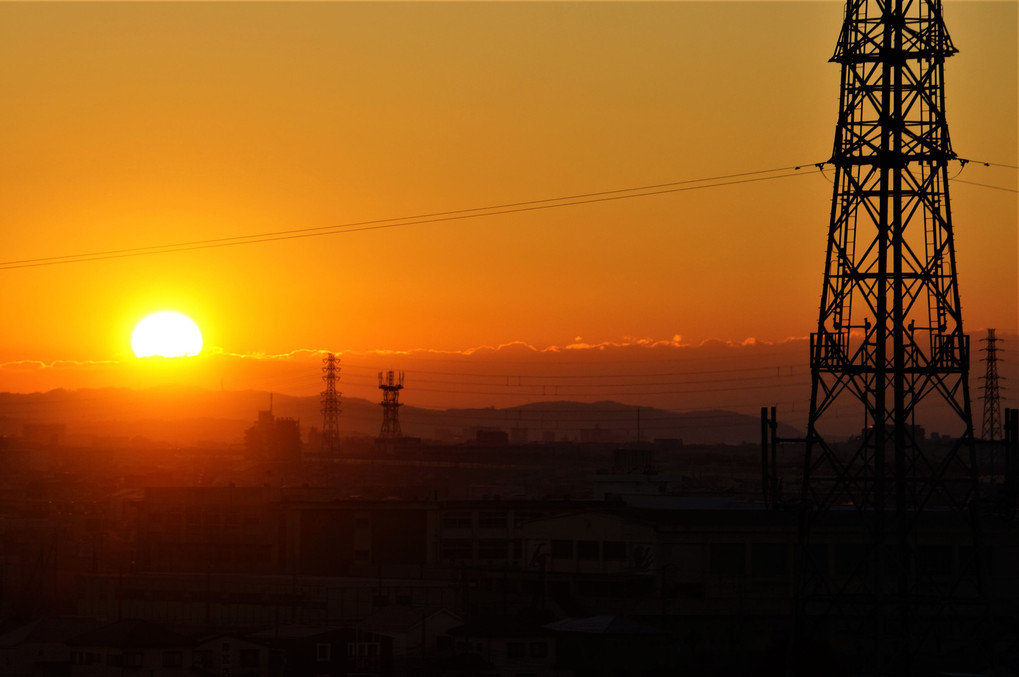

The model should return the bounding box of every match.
[0,1,1015,427]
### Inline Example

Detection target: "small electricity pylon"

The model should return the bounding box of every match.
[378,370,404,440]
[795,1,983,674]
[321,353,341,454]
[980,328,1005,441]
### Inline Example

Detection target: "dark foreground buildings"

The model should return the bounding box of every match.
[1,434,1017,677]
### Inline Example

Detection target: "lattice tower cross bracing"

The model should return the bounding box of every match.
[378,370,404,440]
[320,353,342,454]
[796,0,983,674]
[980,328,1005,442]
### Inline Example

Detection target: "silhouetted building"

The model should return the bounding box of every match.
[580,426,615,444]
[244,410,301,461]
[474,429,508,446]
[22,422,66,447]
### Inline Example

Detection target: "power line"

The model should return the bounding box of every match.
[0,165,817,271]
[951,178,1019,194]
[336,370,802,391]
[957,158,1019,170]
[334,361,801,381]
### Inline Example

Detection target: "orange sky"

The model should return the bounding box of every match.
[0,1,1015,416]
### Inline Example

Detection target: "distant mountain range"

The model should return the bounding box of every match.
[0,387,802,447]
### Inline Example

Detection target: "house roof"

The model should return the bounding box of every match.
[0,618,102,647]
[248,626,345,640]
[543,616,663,635]
[449,617,549,639]
[428,651,496,672]
[67,619,190,648]
[360,606,460,634]
[246,625,389,646]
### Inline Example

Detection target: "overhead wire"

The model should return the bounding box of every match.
[956,158,1019,170]
[333,360,801,381]
[0,164,819,271]
[335,370,802,391]
[949,157,1018,192]
[951,179,1019,194]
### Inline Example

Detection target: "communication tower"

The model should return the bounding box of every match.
[796,0,982,673]
[378,370,404,440]
[980,328,1004,441]
[321,353,341,454]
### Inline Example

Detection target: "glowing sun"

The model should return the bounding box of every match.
[131,311,203,358]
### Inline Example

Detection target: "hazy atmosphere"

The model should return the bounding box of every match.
[0,2,1016,675]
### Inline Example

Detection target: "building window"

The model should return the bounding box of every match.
[240,649,259,668]
[577,540,600,560]
[123,652,142,668]
[316,643,332,662]
[163,651,183,668]
[751,543,788,577]
[478,512,508,529]
[578,580,625,597]
[513,511,543,527]
[668,582,705,599]
[441,539,473,561]
[709,543,745,576]
[107,654,122,667]
[441,512,473,529]
[551,540,573,559]
[478,539,510,560]
[507,642,526,659]
[603,541,626,560]
[529,642,548,658]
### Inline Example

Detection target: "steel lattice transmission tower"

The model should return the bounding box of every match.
[980,328,1004,441]
[321,353,342,454]
[797,0,982,673]
[378,370,404,441]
